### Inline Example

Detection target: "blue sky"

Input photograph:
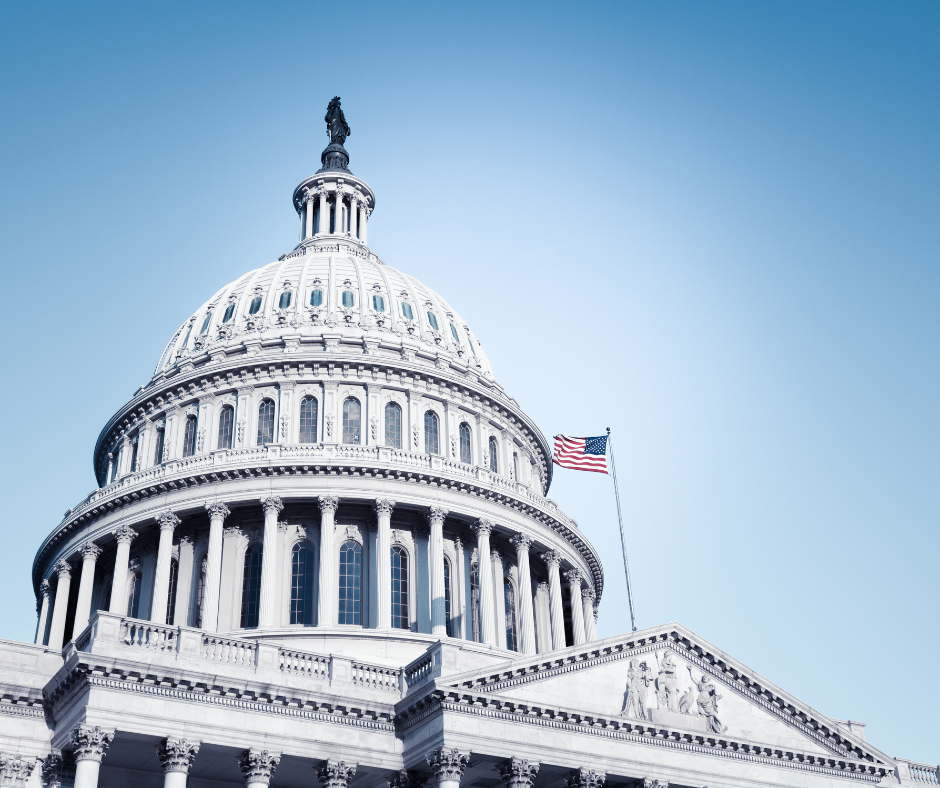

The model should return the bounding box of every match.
[1,0,937,762]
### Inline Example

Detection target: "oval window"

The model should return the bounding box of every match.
[279,291,292,309]
[401,302,414,320]
[222,303,235,323]
[450,323,460,343]
[310,289,323,307]
[249,296,262,315]
[373,294,385,312]
[427,311,439,331]
[200,313,212,334]
[342,291,355,308]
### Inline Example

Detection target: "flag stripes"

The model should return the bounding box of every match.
[552,434,609,474]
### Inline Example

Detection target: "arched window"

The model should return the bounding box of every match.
[342,290,355,308]
[248,296,262,315]
[299,397,318,443]
[222,303,235,323]
[427,311,439,331]
[450,323,460,344]
[166,560,179,625]
[470,562,481,642]
[200,313,212,334]
[310,289,323,307]
[129,439,139,474]
[290,543,315,626]
[385,402,402,448]
[153,428,165,465]
[338,541,362,625]
[401,302,413,320]
[488,437,499,473]
[391,546,409,629]
[504,579,518,652]
[372,294,385,312]
[444,558,453,637]
[240,544,263,629]
[424,411,439,455]
[342,398,361,444]
[459,423,472,464]
[278,291,292,309]
[257,399,275,445]
[217,406,234,449]
[182,416,198,457]
[127,569,142,619]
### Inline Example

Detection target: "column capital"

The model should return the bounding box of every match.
[40,751,71,788]
[223,525,243,539]
[53,560,71,578]
[79,542,102,561]
[387,769,425,788]
[237,749,281,785]
[426,748,470,783]
[157,510,181,532]
[496,758,540,788]
[70,725,115,763]
[426,506,448,525]
[260,496,284,516]
[373,499,396,517]
[316,760,357,788]
[509,533,533,551]
[156,738,200,774]
[564,568,582,585]
[454,536,463,552]
[537,581,550,593]
[112,524,138,545]
[643,780,668,788]
[205,501,231,520]
[318,495,340,515]
[566,768,606,788]
[540,550,562,568]
[40,579,51,598]
[178,526,197,545]
[0,754,36,787]
[582,586,596,601]
[472,518,493,537]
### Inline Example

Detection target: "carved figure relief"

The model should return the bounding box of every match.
[690,667,728,733]
[620,658,654,720]
[655,649,680,712]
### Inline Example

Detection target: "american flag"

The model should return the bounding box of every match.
[552,434,609,474]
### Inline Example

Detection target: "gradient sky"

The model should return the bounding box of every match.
[1,0,937,763]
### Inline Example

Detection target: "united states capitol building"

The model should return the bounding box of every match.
[0,99,934,788]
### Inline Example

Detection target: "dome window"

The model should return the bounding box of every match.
[427,311,439,331]
[401,302,414,320]
[310,289,323,307]
[248,296,263,315]
[372,294,385,312]
[449,323,460,344]
[342,290,355,308]
[200,314,212,334]
[278,291,292,309]
[222,303,235,323]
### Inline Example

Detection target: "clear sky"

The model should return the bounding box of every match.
[1,0,937,763]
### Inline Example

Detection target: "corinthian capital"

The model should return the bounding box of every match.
[566,768,606,788]
[316,760,357,788]
[70,725,115,763]
[40,579,51,599]
[156,738,200,774]
[425,749,469,784]
[157,510,181,532]
[53,560,71,578]
[40,751,71,788]
[564,568,582,585]
[509,533,533,552]
[373,499,396,517]
[540,550,562,569]
[318,495,339,515]
[205,501,231,521]
[426,506,448,526]
[237,749,280,785]
[582,586,596,602]
[79,542,102,561]
[0,754,36,786]
[496,758,540,788]
[260,496,284,516]
[472,518,493,538]
[112,524,138,545]
[387,769,427,788]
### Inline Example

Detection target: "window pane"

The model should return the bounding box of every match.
[489,438,499,473]
[182,417,198,457]
[470,564,480,642]
[310,289,323,307]
[279,291,292,309]
[504,580,518,652]
[218,406,234,449]
[385,402,402,448]
[391,546,409,629]
[130,440,138,474]
[257,399,275,445]
[223,303,235,323]
[200,314,212,334]
[401,302,413,320]
[249,296,262,315]
[153,430,165,465]
[444,559,453,637]
[338,541,362,625]
[240,545,263,629]
[427,311,439,331]
[373,294,385,312]
[290,544,315,626]
[166,561,178,626]
[342,398,361,444]
[450,323,460,343]
[300,397,318,443]
[342,290,355,308]
[424,411,439,455]
[459,423,472,464]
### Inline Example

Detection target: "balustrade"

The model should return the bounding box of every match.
[122,620,177,652]
[351,661,400,692]
[202,634,257,667]
[279,648,329,679]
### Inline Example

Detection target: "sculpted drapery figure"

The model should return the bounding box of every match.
[326,97,351,146]
[655,649,680,712]
[688,667,728,733]
[620,658,654,719]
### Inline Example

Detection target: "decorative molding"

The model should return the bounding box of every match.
[156,738,200,774]
[238,749,281,785]
[70,725,114,763]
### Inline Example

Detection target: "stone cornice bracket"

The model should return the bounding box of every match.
[426,506,448,525]
[54,560,71,578]
[157,738,200,774]
[70,725,115,763]
[79,542,103,561]
[472,518,493,538]
[112,525,138,545]
[540,550,562,568]
[496,758,540,788]
[238,749,281,785]
[205,501,231,520]
[564,569,582,585]
[566,768,605,788]
[157,510,181,532]
[373,499,396,516]
[260,496,284,516]
[425,749,470,784]
[0,753,36,787]
[316,759,357,788]
[318,495,340,515]
[509,533,533,551]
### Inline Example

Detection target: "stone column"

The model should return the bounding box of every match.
[349,195,358,238]
[566,768,606,788]
[582,587,598,642]
[108,525,138,615]
[360,204,369,246]
[428,506,448,636]
[316,760,357,788]
[318,496,339,626]
[202,502,230,631]
[454,536,465,639]
[426,748,469,788]
[237,749,280,788]
[565,569,585,646]
[47,561,73,650]
[305,191,315,239]
[34,579,51,645]
[157,738,200,788]
[535,581,551,653]
[173,528,196,627]
[509,534,536,654]
[472,519,496,646]
[258,496,284,628]
[333,190,344,234]
[318,191,329,236]
[373,499,394,630]
[151,511,181,625]
[71,725,114,788]
[492,550,507,649]
[73,543,103,635]
[541,550,566,650]
[496,758,540,788]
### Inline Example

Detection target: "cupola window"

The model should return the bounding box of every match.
[385,402,402,448]
[488,436,499,473]
[248,296,262,315]
[310,289,323,307]
[342,398,361,444]
[222,303,235,323]
[401,302,413,320]
[217,405,234,449]
[200,313,212,334]
[290,543,315,626]
[427,311,439,331]
[424,411,440,455]
[450,323,460,343]
[342,290,355,308]
[339,541,362,625]
[278,291,292,309]
[459,423,472,464]
[391,545,409,629]
[372,294,385,312]
[240,544,263,629]
[182,416,198,457]
[257,399,276,445]
[299,396,318,443]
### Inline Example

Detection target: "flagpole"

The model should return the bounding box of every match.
[607,427,636,632]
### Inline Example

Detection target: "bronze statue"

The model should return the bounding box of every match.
[325,97,351,146]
